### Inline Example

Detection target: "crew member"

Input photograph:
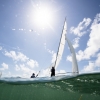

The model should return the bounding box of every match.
[51,67,55,77]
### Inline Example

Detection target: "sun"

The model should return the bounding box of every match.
[34,6,53,28]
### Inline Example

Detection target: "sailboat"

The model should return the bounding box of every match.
[53,19,79,76]
[0,19,79,83]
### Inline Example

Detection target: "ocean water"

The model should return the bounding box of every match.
[0,72,100,100]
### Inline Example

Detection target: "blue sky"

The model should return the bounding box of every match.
[0,0,100,78]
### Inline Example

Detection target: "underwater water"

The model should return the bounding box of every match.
[0,72,100,100]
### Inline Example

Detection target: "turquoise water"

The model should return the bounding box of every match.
[0,72,100,100]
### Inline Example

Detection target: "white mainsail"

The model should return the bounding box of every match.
[54,20,67,69]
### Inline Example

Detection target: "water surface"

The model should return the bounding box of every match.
[0,72,100,100]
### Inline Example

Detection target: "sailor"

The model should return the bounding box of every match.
[31,71,40,78]
[51,67,55,77]
[31,73,35,78]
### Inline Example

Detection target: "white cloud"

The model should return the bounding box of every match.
[66,55,72,62]
[15,65,20,71]
[81,53,100,73]
[2,63,8,69]
[0,63,8,70]
[16,64,35,73]
[0,46,2,50]
[77,13,100,61]
[70,18,91,37]
[46,48,56,65]
[47,49,63,69]
[70,18,91,49]
[43,43,56,66]
[95,53,100,67]
[47,49,54,55]
[4,50,39,72]
[48,50,56,66]
[51,52,56,63]
[67,50,85,62]
[67,13,100,62]
[76,50,85,61]
[92,13,100,25]
[15,64,35,75]
[73,37,80,49]
[27,59,38,68]
[20,64,31,73]
[2,71,12,77]
[15,64,37,78]
[5,51,29,62]
[82,61,95,72]
[8,71,11,76]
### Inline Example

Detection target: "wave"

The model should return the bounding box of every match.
[0,72,100,100]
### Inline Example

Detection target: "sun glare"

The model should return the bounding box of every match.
[34,6,53,28]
